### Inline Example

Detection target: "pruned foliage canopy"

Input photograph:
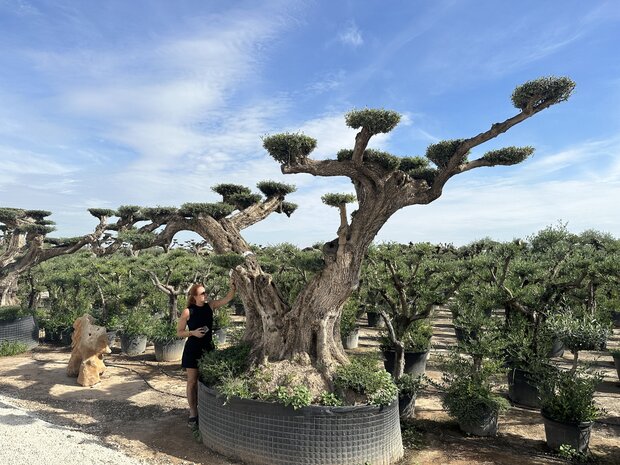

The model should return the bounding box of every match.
[321,193,357,207]
[345,109,401,135]
[257,181,296,198]
[263,133,317,164]
[480,146,535,166]
[178,202,235,220]
[511,76,575,111]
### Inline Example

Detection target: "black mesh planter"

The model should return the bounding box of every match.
[198,382,403,465]
[0,315,39,350]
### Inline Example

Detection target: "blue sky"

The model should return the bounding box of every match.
[1,0,619,247]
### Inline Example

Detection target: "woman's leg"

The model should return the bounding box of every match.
[186,368,199,417]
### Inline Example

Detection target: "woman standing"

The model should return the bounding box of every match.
[177,281,235,428]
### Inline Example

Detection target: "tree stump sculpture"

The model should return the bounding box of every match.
[66,314,111,386]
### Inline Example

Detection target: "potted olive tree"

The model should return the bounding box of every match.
[440,313,509,436]
[362,242,465,379]
[119,308,152,356]
[610,348,620,381]
[539,367,602,452]
[0,305,39,350]
[151,318,186,362]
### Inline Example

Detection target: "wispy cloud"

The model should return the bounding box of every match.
[338,22,363,47]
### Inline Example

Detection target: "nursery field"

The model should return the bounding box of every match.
[0,309,618,465]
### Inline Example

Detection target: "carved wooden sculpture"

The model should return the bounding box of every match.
[66,314,111,386]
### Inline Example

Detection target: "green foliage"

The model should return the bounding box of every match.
[279,201,298,217]
[0,305,29,321]
[545,311,610,354]
[336,148,401,171]
[150,319,178,343]
[0,340,28,357]
[198,343,251,387]
[480,146,534,166]
[256,180,296,198]
[88,208,116,219]
[117,229,157,250]
[557,444,588,463]
[141,206,178,219]
[539,367,602,423]
[316,391,343,406]
[212,309,232,330]
[178,202,235,220]
[395,373,424,398]
[399,156,438,183]
[340,297,360,337]
[345,108,401,135]
[116,205,142,218]
[511,76,576,111]
[425,139,466,168]
[16,224,55,235]
[334,355,398,406]
[321,193,357,207]
[209,252,245,270]
[380,320,433,352]
[262,133,317,164]
[0,207,21,222]
[24,210,51,219]
[228,193,262,209]
[120,308,153,337]
[271,384,313,409]
[212,183,251,199]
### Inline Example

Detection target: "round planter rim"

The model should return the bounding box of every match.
[541,409,594,427]
[382,348,430,356]
[0,314,35,325]
[200,381,394,415]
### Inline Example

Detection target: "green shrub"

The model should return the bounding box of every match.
[539,367,602,424]
[316,391,343,406]
[0,306,29,321]
[0,340,28,357]
[150,319,178,343]
[270,384,313,409]
[395,373,424,398]
[119,308,153,336]
[212,309,232,330]
[198,343,251,386]
[334,355,398,406]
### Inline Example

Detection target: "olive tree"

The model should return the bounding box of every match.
[93,76,575,378]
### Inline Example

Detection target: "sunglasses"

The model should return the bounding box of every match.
[198,291,207,296]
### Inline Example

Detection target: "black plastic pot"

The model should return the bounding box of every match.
[507,368,540,408]
[154,338,186,362]
[342,328,359,349]
[541,411,592,452]
[613,353,620,381]
[120,334,147,355]
[454,327,478,343]
[458,409,499,437]
[367,311,384,328]
[234,303,245,316]
[60,327,74,347]
[398,393,416,420]
[106,330,117,348]
[197,382,403,465]
[548,339,565,358]
[383,350,429,377]
[43,328,61,344]
[0,315,39,350]
[612,310,620,328]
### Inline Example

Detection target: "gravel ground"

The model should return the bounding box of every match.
[0,395,146,465]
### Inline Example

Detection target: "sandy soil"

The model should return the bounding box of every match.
[0,311,618,465]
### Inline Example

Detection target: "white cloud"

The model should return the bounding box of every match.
[338,23,363,47]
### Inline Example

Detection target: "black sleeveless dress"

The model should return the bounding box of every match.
[181,302,214,369]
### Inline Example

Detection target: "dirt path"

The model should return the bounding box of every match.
[0,310,618,465]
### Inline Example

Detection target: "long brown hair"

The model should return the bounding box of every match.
[187,283,204,307]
